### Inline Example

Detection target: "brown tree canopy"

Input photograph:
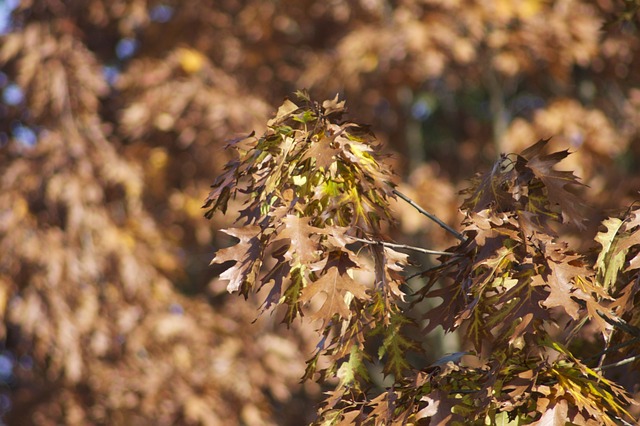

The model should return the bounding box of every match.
[0,1,639,425]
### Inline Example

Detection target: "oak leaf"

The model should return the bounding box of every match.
[538,255,585,320]
[595,217,627,291]
[533,399,568,426]
[259,244,291,311]
[616,210,640,271]
[272,215,323,265]
[299,252,369,327]
[267,98,300,126]
[519,139,587,229]
[211,226,264,294]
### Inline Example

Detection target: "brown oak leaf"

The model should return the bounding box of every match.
[519,139,587,229]
[300,251,369,327]
[272,215,323,265]
[211,225,264,294]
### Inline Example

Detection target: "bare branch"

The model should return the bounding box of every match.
[585,337,640,362]
[596,354,640,371]
[392,189,466,241]
[597,311,640,337]
[406,259,456,280]
[346,235,456,256]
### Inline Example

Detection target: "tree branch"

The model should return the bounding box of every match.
[597,311,640,337]
[585,337,640,362]
[392,189,466,241]
[406,259,457,280]
[595,354,640,371]
[346,235,456,256]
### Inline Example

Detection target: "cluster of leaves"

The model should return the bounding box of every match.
[594,205,640,380]
[208,97,640,425]
[204,93,418,400]
[408,140,636,425]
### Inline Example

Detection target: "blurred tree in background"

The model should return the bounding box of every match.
[0,0,639,424]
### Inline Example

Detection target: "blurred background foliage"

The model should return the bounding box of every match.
[0,0,639,424]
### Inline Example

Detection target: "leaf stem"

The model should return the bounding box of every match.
[392,189,466,241]
[346,236,455,256]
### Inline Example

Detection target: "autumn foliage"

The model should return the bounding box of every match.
[2,1,640,425]
[207,94,640,425]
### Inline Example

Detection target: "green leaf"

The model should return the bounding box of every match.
[595,217,626,291]
[337,344,370,388]
[282,267,305,325]
[491,410,523,426]
[292,109,317,123]
[378,313,418,377]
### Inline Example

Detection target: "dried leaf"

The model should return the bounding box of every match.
[533,399,568,426]
[519,139,587,229]
[211,226,264,294]
[272,215,323,265]
[267,98,299,126]
[299,252,368,326]
[595,217,627,291]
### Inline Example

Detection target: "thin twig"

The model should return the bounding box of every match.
[585,337,640,362]
[393,189,466,241]
[406,270,427,281]
[406,259,456,280]
[595,354,640,371]
[611,416,635,426]
[346,236,455,256]
[597,311,640,337]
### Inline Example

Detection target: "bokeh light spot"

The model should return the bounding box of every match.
[150,5,174,23]
[116,38,139,60]
[2,83,23,105]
